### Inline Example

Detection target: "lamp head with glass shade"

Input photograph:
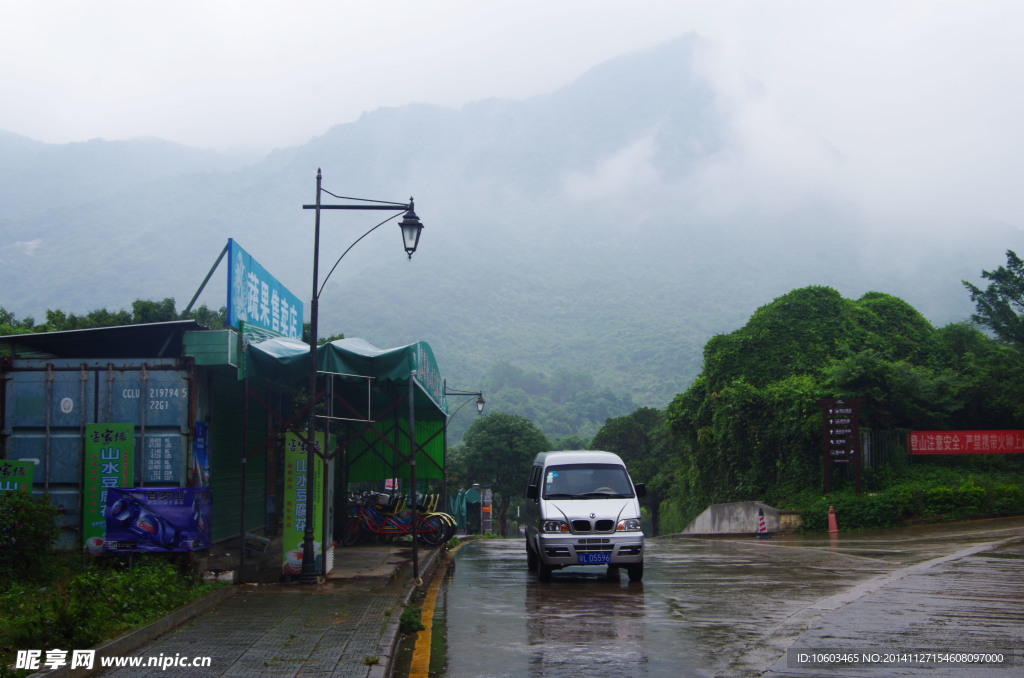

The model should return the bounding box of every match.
[399,199,424,259]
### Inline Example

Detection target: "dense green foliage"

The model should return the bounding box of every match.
[0,493,60,584]
[794,459,1024,531]
[659,285,1024,529]
[590,407,680,534]
[0,495,219,675]
[0,557,218,671]
[963,249,1024,350]
[448,412,550,536]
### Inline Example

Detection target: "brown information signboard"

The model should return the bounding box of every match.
[818,398,863,493]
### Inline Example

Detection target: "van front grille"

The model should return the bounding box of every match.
[573,544,610,557]
[595,519,615,532]
[571,520,592,532]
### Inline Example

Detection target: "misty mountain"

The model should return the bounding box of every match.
[1,35,1019,411]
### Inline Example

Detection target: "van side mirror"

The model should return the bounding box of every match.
[634,483,646,498]
[526,485,538,500]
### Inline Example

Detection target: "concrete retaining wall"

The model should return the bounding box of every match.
[681,501,802,536]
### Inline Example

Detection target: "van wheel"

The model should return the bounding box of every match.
[538,562,552,582]
[627,562,643,582]
[526,541,537,572]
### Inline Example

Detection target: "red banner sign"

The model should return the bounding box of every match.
[908,430,1024,455]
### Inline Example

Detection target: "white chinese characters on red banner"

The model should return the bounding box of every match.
[908,430,1024,455]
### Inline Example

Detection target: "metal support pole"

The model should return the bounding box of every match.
[239,376,248,584]
[183,242,229,316]
[301,169,323,585]
[409,371,418,582]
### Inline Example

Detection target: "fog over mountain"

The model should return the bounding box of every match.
[1,36,1019,407]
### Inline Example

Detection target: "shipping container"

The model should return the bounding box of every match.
[2,357,193,549]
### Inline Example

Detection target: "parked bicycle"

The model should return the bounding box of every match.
[340,491,455,547]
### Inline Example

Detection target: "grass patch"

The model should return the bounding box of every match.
[1,553,221,677]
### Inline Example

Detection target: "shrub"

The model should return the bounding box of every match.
[922,486,958,516]
[953,478,986,515]
[655,497,694,535]
[986,484,1024,514]
[798,485,915,532]
[795,472,1024,532]
[0,492,60,583]
[399,603,424,633]
[1,556,218,671]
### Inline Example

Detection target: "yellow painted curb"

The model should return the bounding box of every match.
[408,539,471,677]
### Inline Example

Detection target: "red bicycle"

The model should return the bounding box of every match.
[340,492,453,547]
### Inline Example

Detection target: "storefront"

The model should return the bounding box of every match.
[1,323,449,577]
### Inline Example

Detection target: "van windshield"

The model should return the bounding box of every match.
[543,463,635,499]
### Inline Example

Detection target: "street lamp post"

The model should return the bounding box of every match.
[443,380,485,500]
[299,168,424,585]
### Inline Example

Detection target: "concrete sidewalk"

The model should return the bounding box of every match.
[34,543,442,678]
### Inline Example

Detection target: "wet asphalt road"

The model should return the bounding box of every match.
[436,518,1024,677]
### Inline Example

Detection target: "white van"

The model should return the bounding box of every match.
[524,450,645,581]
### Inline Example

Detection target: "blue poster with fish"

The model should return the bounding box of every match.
[104,487,211,553]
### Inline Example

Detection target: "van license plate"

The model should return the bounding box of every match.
[578,551,611,564]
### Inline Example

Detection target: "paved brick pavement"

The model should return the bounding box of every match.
[85,544,438,678]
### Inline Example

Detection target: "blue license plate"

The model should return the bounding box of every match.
[578,551,611,565]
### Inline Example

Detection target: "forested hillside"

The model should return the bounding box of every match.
[590,281,1024,534]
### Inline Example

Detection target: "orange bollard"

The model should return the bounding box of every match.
[827,505,839,534]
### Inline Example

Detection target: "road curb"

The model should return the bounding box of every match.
[371,547,443,678]
[26,584,238,678]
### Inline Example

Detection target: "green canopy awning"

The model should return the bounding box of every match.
[245,337,449,482]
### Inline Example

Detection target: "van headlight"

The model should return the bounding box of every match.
[616,518,641,532]
[542,520,569,533]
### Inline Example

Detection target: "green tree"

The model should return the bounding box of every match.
[591,407,678,534]
[40,307,133,331]
[0,307,35,339]
[963,249,1024,349]
[131,298,178,324]
[456,412,549,536]
[182,304,228,329]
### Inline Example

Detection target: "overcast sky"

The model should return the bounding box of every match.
[3,1,1023,227]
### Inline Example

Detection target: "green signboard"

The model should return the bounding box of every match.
[282,432,325,575]
[0,459,34,494]
[83,423,134,554]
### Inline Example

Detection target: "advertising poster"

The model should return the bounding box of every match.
[283,432,325,576]
[0,459,34,494]
[192,421,211,488]
[83,423,134,555]
[104,487,211,553]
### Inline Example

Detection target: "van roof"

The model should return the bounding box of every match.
[532,450,625,466]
